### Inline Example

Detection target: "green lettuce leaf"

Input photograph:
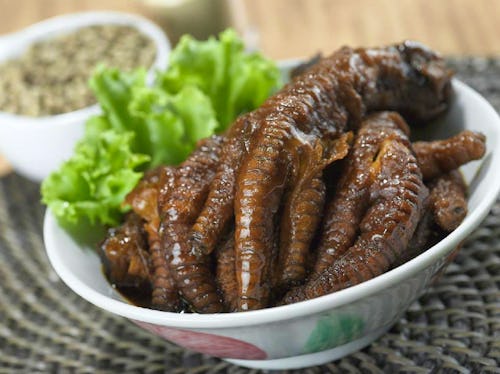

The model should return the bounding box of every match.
[89,66,153,157]
[41,128,149,226]
[129,84,218,166]
[158,29,281,130]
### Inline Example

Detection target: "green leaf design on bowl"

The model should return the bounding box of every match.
[305,313,365,353]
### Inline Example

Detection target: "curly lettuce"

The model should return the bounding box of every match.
[129,84,218,165]
[41,119,149,226]
[158,29,281,130]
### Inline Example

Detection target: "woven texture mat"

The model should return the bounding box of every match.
[1,58,500,374]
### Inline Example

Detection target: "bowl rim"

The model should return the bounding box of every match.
[0,10,170,124]
[43,78,500,329]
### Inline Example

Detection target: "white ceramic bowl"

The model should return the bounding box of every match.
[43,79,500,370]
[0,11,170,182]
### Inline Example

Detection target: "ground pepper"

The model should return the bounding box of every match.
[0,24,156,116]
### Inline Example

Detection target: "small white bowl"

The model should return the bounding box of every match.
[43,78,500,370]
[0,11,170,182]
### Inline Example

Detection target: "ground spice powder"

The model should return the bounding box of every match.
[0,24,157,116]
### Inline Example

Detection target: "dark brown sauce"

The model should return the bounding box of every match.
[102,266,195,312]
[101,265,152,308]
[114,285,152,308]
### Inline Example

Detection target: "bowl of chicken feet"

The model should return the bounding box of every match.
[44,40,500,370]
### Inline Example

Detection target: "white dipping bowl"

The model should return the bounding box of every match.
[44,79,500,370]
[0,11,170,182]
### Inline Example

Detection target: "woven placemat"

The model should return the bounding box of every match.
[1,58,500,374]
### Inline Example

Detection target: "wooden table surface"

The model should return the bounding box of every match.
[1,0,499,177]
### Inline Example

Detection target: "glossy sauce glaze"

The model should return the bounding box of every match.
[98,42,489,314]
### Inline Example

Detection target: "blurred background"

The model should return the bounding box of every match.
[1,0,500,58]
[0,0,499,175]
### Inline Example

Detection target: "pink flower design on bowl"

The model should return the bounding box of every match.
[133,320,267,359]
